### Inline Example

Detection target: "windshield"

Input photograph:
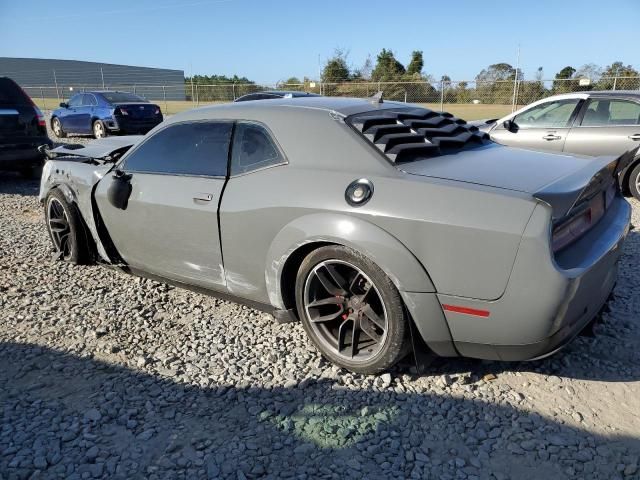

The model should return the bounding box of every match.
[99,92,147,103]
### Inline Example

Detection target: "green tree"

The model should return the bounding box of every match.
[321,49,350,82]
[371,49,406,82]
[475,63,522,104]
[406,50,424,77]
[598,61,639,90]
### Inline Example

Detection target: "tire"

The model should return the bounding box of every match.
[51,117,66,138]
[44,189,90,265]
[92,120,107,139]
[295,245,410,374]
[628,162,640,201]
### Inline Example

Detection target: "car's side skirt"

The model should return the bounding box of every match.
[123,266,298,324]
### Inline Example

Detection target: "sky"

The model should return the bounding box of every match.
[0,0,638,83]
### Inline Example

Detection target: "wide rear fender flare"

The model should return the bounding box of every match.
[265,213,436,309]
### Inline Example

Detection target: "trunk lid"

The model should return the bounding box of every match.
[114,102,161,119]
[401,143,637,219]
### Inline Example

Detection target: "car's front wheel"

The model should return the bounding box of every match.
[295,245,410,374]
[92,120,107,139]
[51,117,66,138]
[44,189,90,264]
[628,162,640,201]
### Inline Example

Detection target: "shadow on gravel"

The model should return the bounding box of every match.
[1,341,638,479]
[0,173,39,196]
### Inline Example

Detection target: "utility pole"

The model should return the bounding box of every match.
[100,67,105,89]
[53,69,59,100]
[511,45,521,112]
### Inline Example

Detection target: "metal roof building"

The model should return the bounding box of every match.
[0,57,185,100]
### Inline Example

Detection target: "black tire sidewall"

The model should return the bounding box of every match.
[44,189,89,264]
[629,163,640,201]
[295,245,408,374]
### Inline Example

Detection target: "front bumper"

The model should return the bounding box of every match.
[438,196,631,361]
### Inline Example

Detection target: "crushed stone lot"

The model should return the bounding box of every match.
[1,162,640,479]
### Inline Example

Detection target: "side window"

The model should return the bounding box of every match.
[82,94,97,106]
[582,99,640,126]
[230,122,284,175]
[67,94,83,108]
[513,99,580,128]
[124,121,232,176]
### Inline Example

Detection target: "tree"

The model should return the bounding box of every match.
[371,49,406,82]
[575,63,603,81]
[406,50,424,77]
[353,55,373,81]
[475,63,522,104]
[284,77,301,85]
[321,49,350,83]
[598,62,639,90]
[552,66,576,94]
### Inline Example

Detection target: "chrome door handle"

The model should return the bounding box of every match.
[542,134,561,141]
[193,192,213,202]
[629,134,640,141]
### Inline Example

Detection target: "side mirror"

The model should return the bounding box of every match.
[107,169,133,210]
[503,119,518,133]
[59,102,68,108]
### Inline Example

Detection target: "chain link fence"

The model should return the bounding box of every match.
[20,77,640,119]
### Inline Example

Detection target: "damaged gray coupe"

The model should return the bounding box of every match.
[39,97,633,373]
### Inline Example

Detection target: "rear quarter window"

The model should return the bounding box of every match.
[0,78,31,106]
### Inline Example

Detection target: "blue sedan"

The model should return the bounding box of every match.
[51,91,163,139]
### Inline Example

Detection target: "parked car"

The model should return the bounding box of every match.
[39,97,632,373]
[0,77,52,177]
[51,91,163,139]
[234,90,320,102]
[477,91,640,199]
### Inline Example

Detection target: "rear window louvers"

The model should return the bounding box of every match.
[348,107,490,163]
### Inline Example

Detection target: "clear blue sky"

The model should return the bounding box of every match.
[0,0,638,82]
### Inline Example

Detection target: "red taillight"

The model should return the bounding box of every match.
[116,107,128,116]
[552,193,606,253]
[34,106,46,127]
[442,304,491,318]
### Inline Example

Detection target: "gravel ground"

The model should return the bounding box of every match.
[1,135,640,479]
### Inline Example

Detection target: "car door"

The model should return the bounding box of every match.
[490,98,582,153]
[60,94,84,131]
[563,97,640,156]
[94,120,233,290]
[78,93,97,134]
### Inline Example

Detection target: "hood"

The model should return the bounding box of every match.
[46,136,144,160]
[399,143,611,194]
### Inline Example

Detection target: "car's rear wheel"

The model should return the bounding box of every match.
[629,162,640,201]
[92,120,107,139]
[295,245,410,374]
[51,117,66,138]
[44,189,90,264]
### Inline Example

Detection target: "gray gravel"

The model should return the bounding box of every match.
[1,169,640,479]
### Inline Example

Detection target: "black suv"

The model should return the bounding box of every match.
[0,77,52,177]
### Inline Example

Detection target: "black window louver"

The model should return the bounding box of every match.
[348,107,490,163]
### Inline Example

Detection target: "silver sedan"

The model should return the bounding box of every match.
[479,91,640,200]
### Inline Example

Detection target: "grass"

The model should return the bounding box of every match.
[33,98,514,121]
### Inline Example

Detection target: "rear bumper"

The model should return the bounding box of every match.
[437,196,631,361]
[108,116,162,135]
[0,139,52,170]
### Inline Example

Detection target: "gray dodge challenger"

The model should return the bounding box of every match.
[39,96,634,373]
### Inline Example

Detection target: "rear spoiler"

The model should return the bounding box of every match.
[534,146,638,219]
[40,136,144,161]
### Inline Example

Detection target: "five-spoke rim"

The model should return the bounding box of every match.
[635,170,640,194]
[94,122,104,138]
[52,118,61,136]
[47,197,72,260]
[303,260,388,362]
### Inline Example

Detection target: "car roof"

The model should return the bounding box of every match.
[169,96,412,123]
